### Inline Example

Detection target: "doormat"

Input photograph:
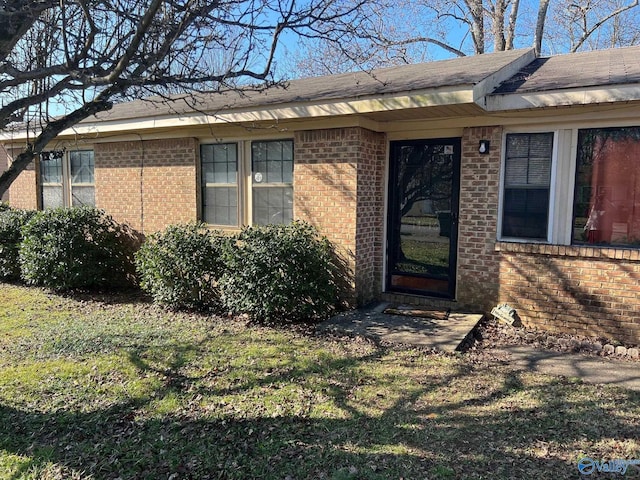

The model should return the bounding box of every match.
[383,305,450,320]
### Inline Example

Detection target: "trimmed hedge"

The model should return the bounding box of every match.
[135,223,227,311]
[220,221,340,323]
[0,208,36,280]
[7,206,343,322]
[19,207,138,291]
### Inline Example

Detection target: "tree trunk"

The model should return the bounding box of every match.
[505,0,520,50]
[0,149,35,198]
[465,0,485,54]
[493,0,507,51]
[534,0,550,55]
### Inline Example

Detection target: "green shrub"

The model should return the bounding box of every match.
[19,206,138,291]
[135,223,227,311]
[0,202,10,212]
[0,208,36,280]
[220,221,340,323]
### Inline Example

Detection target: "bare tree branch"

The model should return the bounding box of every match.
[0,0,57,62]
[0,85,117,194]
[285,0,639,76]
[0,0,379,196]
[383,37,467,57]
[463,0,485,53]
[570,0,638,51]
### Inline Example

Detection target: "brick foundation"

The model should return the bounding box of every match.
[497,243,640,344]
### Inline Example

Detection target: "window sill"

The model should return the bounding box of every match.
[203,225,241,234]
[495,241,640,261]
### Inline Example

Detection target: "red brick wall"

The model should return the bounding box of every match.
[497,243,640,344]
[354,129,386,304]
[456,126,503,310]
[7,124,636,344]
[454,126,638,344]
[4,147,38,209]
[95,141,143,230]
[294,127,386,305]
[95,138,198,234]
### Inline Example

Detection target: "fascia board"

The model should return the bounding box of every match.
[485,84,640,111]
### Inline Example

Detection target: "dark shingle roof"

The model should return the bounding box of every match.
[89,49,530,122]
[70,46,640,126]
[493,45,640,94]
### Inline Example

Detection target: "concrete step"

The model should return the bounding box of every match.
[319,302,484,353]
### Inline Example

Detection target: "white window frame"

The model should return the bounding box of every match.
[498,129,559,243]
[40,152,64,209]
[499,119,640,247]
[198,137,294,228]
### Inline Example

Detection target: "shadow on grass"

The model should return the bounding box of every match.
[56,287,153,307]
[1,339,639,480]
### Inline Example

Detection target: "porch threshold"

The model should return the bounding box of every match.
[319,303,484,353]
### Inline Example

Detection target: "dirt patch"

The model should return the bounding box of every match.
[464,316,640,363]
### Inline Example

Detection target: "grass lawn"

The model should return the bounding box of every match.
[397,237,449,276]
[0,283,639,479]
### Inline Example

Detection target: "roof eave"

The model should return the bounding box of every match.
[485,84,640,111]
[473,48,536,108]
[1,85,477,141]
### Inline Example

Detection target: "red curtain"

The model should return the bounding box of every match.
[585,137,640,244]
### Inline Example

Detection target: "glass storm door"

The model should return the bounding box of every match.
[387,139,460,298]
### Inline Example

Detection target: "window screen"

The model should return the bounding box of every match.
[502,133,553,239]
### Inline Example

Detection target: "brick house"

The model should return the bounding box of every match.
[3,46,640,344]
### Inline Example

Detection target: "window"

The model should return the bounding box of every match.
[201,143,238,226]
[251,140,293,225]
[40,150,94,209]
[70,151,95,206]
[501,133,553,240]
[573,126,640,247]
[199,139,293,226]
[40,152,64,209]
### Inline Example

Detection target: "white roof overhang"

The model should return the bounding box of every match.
[485,83,640,111]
